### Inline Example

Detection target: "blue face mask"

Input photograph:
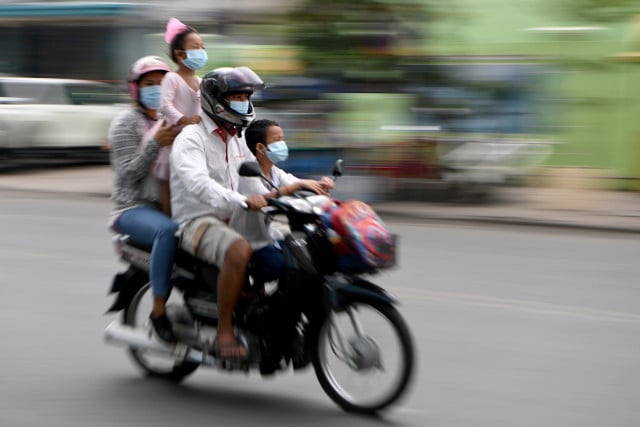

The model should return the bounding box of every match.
[182,49,208,70]
[139,85,162,110]
[266,140,289,163]
[229,100,250,114]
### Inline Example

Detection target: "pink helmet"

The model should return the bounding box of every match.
[127,56,171,101]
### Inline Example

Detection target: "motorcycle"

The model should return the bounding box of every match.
[104,159,415,414]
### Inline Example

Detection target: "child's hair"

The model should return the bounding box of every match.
[168,26,198,63]
[245,119,280,155]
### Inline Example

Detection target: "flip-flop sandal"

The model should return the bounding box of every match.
[212,340,249,361]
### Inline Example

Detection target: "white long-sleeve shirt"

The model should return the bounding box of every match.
[169,114,255,226]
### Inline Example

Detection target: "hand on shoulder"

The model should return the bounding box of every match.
[177,115,201,126]
[155,121,180,147]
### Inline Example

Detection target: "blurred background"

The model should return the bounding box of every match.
[2,5,640,424]
[2,0,640,200]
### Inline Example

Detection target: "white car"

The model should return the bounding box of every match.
[0,77,128,163]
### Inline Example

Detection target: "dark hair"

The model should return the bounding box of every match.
[245,119,279,155]
[169,27,198,63]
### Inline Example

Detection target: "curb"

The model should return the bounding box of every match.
[373,208,640,235]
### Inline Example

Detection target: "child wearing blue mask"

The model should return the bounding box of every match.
[161,17,206,130]
[243,119,334,199]
[231,119,335,282]
[154,17,207,214]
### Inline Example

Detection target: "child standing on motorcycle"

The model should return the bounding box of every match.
[154,17,207,215]
[161,17,205,129]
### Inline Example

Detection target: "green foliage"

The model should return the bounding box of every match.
[287,0,428,80]
[560,0,640,22]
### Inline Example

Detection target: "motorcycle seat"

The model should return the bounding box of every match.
[115,233,213,269]
[114,234,265,295]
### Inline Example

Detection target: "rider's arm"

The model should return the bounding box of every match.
[270,167,330,196]
[262,166,296,197]
[108,110,159,183]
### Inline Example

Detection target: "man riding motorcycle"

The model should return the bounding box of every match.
[169,66,269,362]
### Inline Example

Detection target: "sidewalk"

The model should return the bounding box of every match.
[1,165,639,234]
[373,187,640,234]
[0,164,112,197]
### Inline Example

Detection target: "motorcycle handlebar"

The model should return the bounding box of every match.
[265,196,292,212]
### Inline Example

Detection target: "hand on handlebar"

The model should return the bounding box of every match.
[319,176,335,191]
[245,194,268,211]
[298,179,329,195]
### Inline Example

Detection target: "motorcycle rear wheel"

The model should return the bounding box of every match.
[312,299,415,414]
[124,282,199,382]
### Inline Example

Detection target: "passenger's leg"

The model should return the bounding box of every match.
[116,207,178,301]
[250,244,286,284]
[114,207,178,341]
[148,217,178,317]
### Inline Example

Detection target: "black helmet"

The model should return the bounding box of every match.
[201,66,265,128]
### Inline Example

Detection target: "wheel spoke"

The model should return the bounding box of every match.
[327,315,357,368]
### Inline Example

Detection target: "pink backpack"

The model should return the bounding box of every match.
[322,200,396,273]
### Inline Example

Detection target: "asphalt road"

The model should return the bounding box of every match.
[1,191,639,427]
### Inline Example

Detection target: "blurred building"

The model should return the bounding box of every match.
[0,0,301,82]
[422,1,640,189]
[2,0,640,188]
[0,2,146,81]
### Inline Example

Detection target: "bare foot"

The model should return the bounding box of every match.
[213,336,248,360]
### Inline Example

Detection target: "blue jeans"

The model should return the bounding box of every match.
[114,206,178,298]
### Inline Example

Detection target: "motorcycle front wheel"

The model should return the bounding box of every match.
[124,282,199,382]
[312,299,415,414]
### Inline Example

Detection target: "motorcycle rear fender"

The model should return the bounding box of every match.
[105,266,148,313]
[324,277,397,311]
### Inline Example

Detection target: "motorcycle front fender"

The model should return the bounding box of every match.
[105,266,148,314]
[324,277,397,312]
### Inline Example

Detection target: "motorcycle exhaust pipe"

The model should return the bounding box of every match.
[104,321,215,364]
[104,321,179,356]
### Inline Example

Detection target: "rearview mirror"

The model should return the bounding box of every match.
[238,161,278,191]
[332,159,344,179]
[238,161,262,177]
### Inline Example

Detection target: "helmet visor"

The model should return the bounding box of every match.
[216,66,265,94]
